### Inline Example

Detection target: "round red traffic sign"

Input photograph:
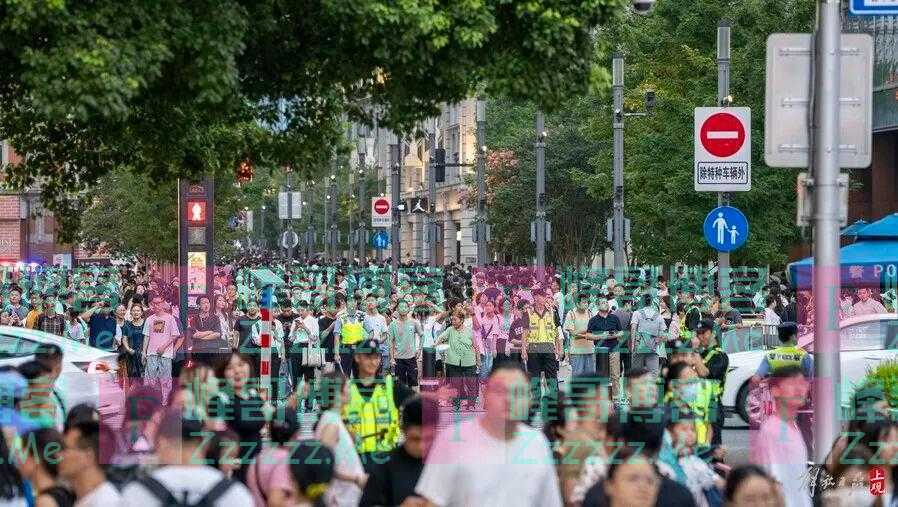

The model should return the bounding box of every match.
[373,198,390,215]
[700,112,746,158]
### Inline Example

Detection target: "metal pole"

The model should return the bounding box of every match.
[260,205,265,250]
[535,110,547,269]
[428,132,438,267]
[612,53,625,274]
[286,171,294,265]
[811,0,842,464]
[323,177,331,260]
[329,173,337,259]
[306,183,315,260]
[390,141,401,276]
[475,98,489,267]
[358,148,367,261]
[717,20,732,299]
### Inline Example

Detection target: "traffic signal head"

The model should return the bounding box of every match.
[187,201,206,222]
[433,148,446,183]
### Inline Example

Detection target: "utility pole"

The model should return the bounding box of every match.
[390,140,402,276]
[811,0,842,464]
[286,170,295,265]
[356,143,367,262]
[533,110,548,271]
[612,53,625,274]
[427,130,439,267]
[323,176,331,260]
[474,98,490,267]
[717,20,732,299]
[328,172,338,259]
[305,182,315,260]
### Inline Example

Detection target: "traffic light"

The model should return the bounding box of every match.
[186,201,206,222]
[433,148,446,183]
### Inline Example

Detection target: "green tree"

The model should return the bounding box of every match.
[0,0,622,240]
[484,0,814,268]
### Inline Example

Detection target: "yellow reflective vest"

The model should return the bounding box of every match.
[765,345,806,372]
[343,376,400,454]
[527,310,557,344]
[341,318,365,345]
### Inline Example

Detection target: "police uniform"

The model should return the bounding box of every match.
[700,343,728,447]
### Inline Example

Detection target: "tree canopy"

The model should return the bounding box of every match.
[0,0,622,241]
[483,0,815,268]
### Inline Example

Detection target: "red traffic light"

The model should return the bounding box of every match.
[187,201,206,222]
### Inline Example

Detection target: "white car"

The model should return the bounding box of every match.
[723,313,898,423]
[0,326,122,423]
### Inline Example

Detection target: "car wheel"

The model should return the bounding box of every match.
[736,382,750,424]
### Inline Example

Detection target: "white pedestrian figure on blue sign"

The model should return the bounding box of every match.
[729,225,739,245]
[713,212,728,244]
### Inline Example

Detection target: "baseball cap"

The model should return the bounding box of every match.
[696,319,715,333]
[353,339,381,355]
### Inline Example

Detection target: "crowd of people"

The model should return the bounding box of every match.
[0,258,889,506]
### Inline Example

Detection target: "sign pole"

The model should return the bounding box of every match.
[259,284,273,397]
[717,20,731,299]
[286,171,295,266]
[612,53,625,275]
[811,0,842,464]
[390,140,402,281]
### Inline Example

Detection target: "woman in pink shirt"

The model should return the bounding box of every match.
[246,412,300,507]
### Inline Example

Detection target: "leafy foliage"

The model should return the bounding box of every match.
[0,0,622,240]
[483,0,814,268]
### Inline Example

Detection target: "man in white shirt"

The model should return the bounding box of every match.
[852,288,887,316]
[287,300,320,390]
[415,361,562,507]
[58,421,121,507]
[751,365,812,507]
[363,295,390,370]
[121,408,254,506]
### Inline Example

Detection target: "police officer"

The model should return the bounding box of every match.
[755,322,813,379]
[344,338,414,472]
[689,319,729,447]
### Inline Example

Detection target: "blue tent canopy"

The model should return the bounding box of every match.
[790,213,898,289]
[854,213,898,239]
[841,220,869,237]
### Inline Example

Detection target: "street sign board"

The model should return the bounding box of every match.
[849,0,898,15]
[371,230,390,249]
[278,191,302,220]
[371,197,392,228]
[765,33,873,168]
[407,197,428,214]
[281,230,299,249]
[703,206,749,252]
[694,107,751,192]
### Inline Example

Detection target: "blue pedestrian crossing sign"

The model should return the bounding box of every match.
[703,206,748,252]
[371,230,390,249]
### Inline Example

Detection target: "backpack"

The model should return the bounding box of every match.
[136,475,235,507]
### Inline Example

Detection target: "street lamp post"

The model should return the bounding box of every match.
[328,172,338,259]
[612,52,625,274]
[474,98,490,267]
[811,0,842,464]
[427,130,438,267]
[717,20,732,298]
[390,141,402,277]
[533,110,548,271]
[357,131,369,261]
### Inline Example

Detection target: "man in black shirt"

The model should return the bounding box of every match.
[360,396,435,506]
[234,301,261,353]
[189,296,225,368]
[584,298,622,383]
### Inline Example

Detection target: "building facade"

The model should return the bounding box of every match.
[356,99,481,265]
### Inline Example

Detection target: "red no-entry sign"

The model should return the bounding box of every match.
[371,197,392,227]
[694,107,751,193]
[700,112,746,157]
